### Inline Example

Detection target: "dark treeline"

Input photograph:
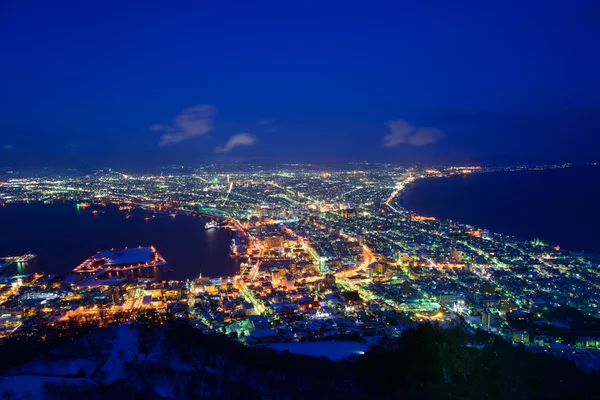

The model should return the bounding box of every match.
[1,320,599,399]
[358,324,599,398]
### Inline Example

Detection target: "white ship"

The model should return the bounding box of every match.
[205,220,218,230]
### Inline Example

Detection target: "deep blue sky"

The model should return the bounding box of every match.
[1,0,599,167]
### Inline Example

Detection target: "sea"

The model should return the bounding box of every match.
[0,202,238,279]
[402,165,600,254]
[2,166,599,278]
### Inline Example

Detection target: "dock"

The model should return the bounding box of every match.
[0,252,37,271]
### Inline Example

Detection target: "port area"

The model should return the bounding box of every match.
[0,253,37,272]
[72,246,167,275]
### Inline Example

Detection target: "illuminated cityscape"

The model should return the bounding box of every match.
[1,0,598,395]
[0,162,599,363]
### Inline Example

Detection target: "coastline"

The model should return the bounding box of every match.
[0,202,239,279]
[397,183,417,214]
[397,166,600,254]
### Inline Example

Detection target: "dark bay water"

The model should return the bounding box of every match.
[403,166,600,253]
[0,202,237,279]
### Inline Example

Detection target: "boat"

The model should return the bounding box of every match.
[22,251,37,261]
[205,221,218,230]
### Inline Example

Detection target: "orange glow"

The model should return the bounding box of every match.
[466,229,483,238]
[411,215,436,222]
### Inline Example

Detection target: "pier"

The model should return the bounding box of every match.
[0,252,37,271]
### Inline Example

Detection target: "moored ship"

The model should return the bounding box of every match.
[205,220,218,230]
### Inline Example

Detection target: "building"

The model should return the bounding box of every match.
[576,337,600,349]
[270,268,287,286]
[368,262,388,277]
[108,288,119,304]
[325,273,336,286]
[340,208,357,219]
[438,292,457,305]
[285,236,298,246]
[285,274,295,291]
[246,328,278,343]
[512,330,530,344]
[482,309,493,330]
[244,302,258,316]
[450,249,462,262]
[263,235,284,249]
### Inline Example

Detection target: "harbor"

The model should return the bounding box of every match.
[72,246,167,275]
[0,202,239,280]
[0,252,37,272]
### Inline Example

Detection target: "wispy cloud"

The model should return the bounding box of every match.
[149,124,175,132]
[383,120,444,147]
[1,144,14,151]
[151,105,216,146]
[257,119,275,125]
[215,133,257,153]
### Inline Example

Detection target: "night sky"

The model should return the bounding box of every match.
[1,0,599,167]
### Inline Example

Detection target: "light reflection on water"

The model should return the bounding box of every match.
[0,202,239,280]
